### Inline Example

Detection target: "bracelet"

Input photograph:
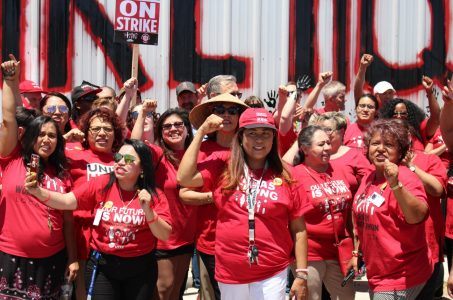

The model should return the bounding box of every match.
[206,193,213,204]
[41,191,51,203]
[352,250,362,257]
[295,268,309,273]
[295,273,308,280]
[146,213,159,224]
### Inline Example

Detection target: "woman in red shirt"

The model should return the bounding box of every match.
[178,108,308,300]
[25,139,172,300]
[0,55,77,299]
[353,119,435,299]
[292,125,355,299]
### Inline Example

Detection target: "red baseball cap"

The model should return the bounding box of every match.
[239,108,276,130]
[19,80,44,93]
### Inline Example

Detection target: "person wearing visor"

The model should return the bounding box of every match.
[178,108,308,300]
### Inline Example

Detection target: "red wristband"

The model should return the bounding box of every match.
[146,213,159,224]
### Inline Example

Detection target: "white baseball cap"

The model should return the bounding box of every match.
[373,81,395,94]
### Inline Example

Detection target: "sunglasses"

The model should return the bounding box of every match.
[130,111,154,119]
[212,105,241,115]
[162,121,185,130]
[113,153,136,164]
[45,105,69,114]
[230,91,243,99]
[89,126,114,134]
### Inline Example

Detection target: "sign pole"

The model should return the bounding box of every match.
[131,44,139,107]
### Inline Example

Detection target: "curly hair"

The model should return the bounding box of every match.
[378,98,426,142]
[364,119,411,163]
[155,108,193,167]
[21,116,68,181]
[78,107,125,153]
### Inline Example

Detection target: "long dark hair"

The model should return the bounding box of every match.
[40,92,73,134]
[295,125,324,165]
[21,116,68,181]
[221,128,292,191]
[155,108,193,167]
[104,139,157,198]
[378,98,425,142]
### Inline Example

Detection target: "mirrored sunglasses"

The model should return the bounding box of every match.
[45,105,69,114]
[113,153,136,164]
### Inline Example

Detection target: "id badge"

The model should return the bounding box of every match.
[368,192,385,207]
[93,209,104,226]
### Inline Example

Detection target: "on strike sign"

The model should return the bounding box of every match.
[114,0,160,45]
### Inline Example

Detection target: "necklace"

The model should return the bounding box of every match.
[118,187,139,209]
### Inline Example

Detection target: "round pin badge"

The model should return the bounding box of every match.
[273,177,283,186]
[104,201,114,209]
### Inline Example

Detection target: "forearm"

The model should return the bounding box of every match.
[303,83,323,109]
[176,130,205,187]
[179,188,213,206]
[426,144,447,156]
[63,212,77,263]
[440,102,453,150]
[392,186,429,224]
[32,188,78,210]
[115,94,131,123]
[279,93,298,135]
[412,167,444,197]
[130,113,146,140]
[425,92,441,138]
[144,207,171,241]
[353,67,367,104]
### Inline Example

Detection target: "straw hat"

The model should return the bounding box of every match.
[189,93,249,129]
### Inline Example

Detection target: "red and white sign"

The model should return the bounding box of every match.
[114,0,160,45]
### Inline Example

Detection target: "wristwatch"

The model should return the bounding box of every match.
[409,165,416,172]
[390,182,403,191]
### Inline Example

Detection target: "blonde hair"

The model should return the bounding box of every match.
[322,81,346,100]
[310,111,347,131]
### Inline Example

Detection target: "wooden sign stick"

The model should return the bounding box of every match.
[130,43,139,106]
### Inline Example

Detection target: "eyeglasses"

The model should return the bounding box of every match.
[212,105,241,115]
[113,153,136,164]
[357,103,376,110]
[393,111,408,117]
[89,126,114,134]
[230,91,243,99]
[44,105,69,114]
[162,121,185,130]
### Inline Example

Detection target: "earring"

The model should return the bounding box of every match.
[140,172,144,179]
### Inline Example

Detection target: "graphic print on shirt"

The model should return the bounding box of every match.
[349,135,364,148]
[354,192,382,232]
[99,202,146,249]
[14,173,67,207]
[86,163,114,181]
[309,179,351,219]
[235,178,278,215]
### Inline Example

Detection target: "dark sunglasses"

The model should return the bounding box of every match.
[212,105,241,115]
[45,105,69,114]
[230,91,243,99]
[162,121,185,130]
[113,153,136,164]
[130,111,154,119]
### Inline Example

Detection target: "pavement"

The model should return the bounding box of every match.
[182,260,453,300]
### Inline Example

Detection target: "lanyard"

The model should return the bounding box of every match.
[87,250,102,300]
[243,161,268,265]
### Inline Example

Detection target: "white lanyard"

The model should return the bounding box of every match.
[243,161,268,264]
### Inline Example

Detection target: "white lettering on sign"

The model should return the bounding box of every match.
[116,0,159,33]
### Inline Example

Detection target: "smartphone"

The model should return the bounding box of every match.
[30,154,39,173]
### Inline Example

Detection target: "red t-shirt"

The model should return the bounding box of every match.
[428,128,453,168]
[413,151,447,263]
[353,167,433,292]
[200,157,306,284]
[330,148,373,195]
[343,123,367,149]
[0,146,71,258]
[194,140,230,255]
[278,129,297,156]
[412,118,429,151]
[73,174,171,257]
[293,164,353,261]
[147,144,198,250]
[66,148,115,259]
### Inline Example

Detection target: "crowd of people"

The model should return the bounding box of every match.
[0,51,453,300]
